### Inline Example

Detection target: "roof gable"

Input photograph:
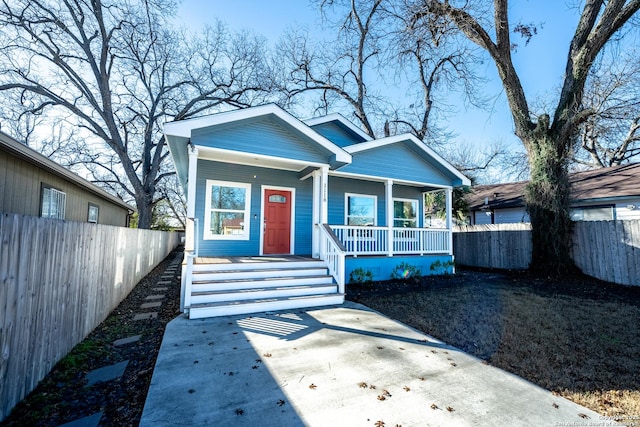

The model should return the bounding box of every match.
[341,134,470,187]
[305,113,372,147]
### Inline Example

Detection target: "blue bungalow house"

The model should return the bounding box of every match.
[164,104,470,318]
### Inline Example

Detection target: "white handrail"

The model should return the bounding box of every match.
[318,224,345,294]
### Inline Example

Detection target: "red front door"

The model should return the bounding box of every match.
[263,189,292,254]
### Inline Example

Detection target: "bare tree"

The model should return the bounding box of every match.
[0,0,274,228]
[574,49,640,167]
[411,0,640,273]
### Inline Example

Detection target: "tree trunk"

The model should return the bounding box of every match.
[522,132,575,274]
[135,194,154,229]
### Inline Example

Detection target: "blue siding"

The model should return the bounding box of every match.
[346,255,454,282]
[327,176,425,227]
[192,116,329,165]
[340,143,452,186]
[195,160,313,256]
[310,122,366,147]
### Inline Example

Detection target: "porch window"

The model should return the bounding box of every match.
[345,193,377,225]
[393,198,418,228]
[41,185,66,220]
[204,180,251,240]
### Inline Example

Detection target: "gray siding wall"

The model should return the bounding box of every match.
[339,143,452,186]
[0,149,129,226]
[192,117,329,165]
[195,160,314,256]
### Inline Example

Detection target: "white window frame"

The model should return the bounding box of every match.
[88,203,99,223]
[393,197,419,228]
[41,185,66,220]
[204,179,251,240]
[345,193,377,226]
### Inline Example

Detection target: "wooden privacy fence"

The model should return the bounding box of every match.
[453,223,532,270]
[0,214,180,421]
[453,220,640,286]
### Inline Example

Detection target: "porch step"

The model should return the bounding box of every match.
[192,267,330,282]
[191,260,326,272]
[191,275,334,292]
[191,283,338,304]
[188,293,345,319]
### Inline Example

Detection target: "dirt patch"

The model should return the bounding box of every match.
[348,268,640,425]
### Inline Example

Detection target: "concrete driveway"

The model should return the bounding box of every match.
[140,302,611,427]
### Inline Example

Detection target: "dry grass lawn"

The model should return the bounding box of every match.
[348,269,640,426]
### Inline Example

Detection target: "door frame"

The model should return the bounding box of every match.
[259,185,296,256]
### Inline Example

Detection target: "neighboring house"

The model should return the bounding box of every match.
[0,130,134,226]
[164,104,470,318]
[467,163,640,225]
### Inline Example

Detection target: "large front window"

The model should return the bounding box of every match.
[345,193,377,225]
[393,198,418,228]
[204,180,251,239]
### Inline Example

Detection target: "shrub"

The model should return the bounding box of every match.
[429,260,455,275]
[391,262,422,283]
[349,267,374,286]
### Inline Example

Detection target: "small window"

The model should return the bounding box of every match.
[204,180,251,240]
[393,198,418,228]
[88,203,99,223]
[345,193,377,226]
[269,194,287,203]
[41,185,66,220]
[570,205,614,221]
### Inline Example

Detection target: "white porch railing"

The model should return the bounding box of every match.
[330,225,450,256]
[318,224,346,293]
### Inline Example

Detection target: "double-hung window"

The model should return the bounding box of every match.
[41,185,66,220]
[345,193,377,226]
[393,198,418,228]
[204,180,251,240]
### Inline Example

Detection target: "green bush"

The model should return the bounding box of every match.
[391,262,422,283]
[349,267,374,285]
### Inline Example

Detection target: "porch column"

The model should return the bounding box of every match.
[385,179,394,256]
[320,166,329,224]
[445,187,453,255]
[185,145,199,253]
[311,169,321,258]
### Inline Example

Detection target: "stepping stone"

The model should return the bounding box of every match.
[113,335,141,346]
[85,361,128,387]
[146,294,165,300]
[141,301,162,309]
[152,287,168,292]
[157,280,171,285]
[58,412,102,427]
[133,312,158,321]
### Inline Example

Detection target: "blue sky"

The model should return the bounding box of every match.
[177,1,581,173]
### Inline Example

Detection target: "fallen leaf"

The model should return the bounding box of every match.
[277,399,285,407]
[377,395,386,401]
[403,386,410,392]
[430,403,438,410]
[309,383,317,390]
[252,365,258,369]
[369,384,376,390]
[383,389,391,397]
[358,382,368,388]
[446,406,454,412]
[377,346,385,350]
[235,408,244,415]
[552,403,559,409]
[263,353,272,357]
[419,377,425,381]
[431,350,437,354]
[399,347,405,351]
[578,414,589,419]
[375,421,385,427]
[450,363,457,367]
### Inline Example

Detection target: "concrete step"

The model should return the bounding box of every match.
[191,275,334,292]
[188,294,345,319]
[190,283,338,304]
